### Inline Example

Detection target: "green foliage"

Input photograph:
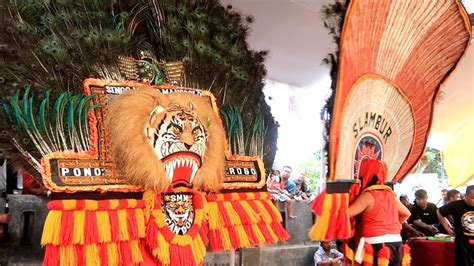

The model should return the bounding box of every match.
[297,150,323,192]
[422,147,447,182]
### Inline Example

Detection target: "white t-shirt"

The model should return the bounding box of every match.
[314,247,343,265]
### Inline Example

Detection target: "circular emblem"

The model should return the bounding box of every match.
[353,134,383,178]
[461,211,474,236]
[163,192,195,235]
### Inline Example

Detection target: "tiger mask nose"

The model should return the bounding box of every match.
[181,131,195,150]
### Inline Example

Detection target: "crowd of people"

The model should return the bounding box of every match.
[269,161,473,266]
[400,188,464,239]
[266,166,313,219]
[399,187,474,266]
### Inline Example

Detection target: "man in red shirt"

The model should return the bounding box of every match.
[349,160,411,266]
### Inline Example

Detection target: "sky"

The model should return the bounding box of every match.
[264,77,331,168]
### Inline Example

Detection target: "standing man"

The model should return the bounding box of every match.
[314,240,343,266]
[349,160,411,265]
[437,189,449,207]
[409,189,440,236]
[437,185,474,266]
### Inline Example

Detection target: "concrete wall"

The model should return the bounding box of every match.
[0,197,319,266]
[280,200,317,245]
[238,200,320,266]
[0,195,47,264]
[241,245,319,266]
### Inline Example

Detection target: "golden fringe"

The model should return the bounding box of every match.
[207,192,288,250]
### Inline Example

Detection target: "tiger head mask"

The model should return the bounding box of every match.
[107,87,226,192]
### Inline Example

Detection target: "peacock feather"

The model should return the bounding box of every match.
[0,0,278,181]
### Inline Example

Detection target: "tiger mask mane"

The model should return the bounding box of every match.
[107,87,225,192]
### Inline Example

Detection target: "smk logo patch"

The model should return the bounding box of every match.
[163,192,195,235]
[353,134,383,178]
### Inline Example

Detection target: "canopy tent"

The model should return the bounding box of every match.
[429,35,473,188]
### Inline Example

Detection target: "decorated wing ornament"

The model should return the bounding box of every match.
[310,0,471,241]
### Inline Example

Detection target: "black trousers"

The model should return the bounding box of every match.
[454,238,474,266]
[372,241,402,266]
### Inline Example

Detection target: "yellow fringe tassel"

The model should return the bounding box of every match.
[402,253,411,265]
[153,232,170,265]
[240,201,259,224]
[73,211,86,244]
[107,243,119,266]
[191,236,207,263]
[62,200,77,210]
[220,228,232,250]
[130,240,143,264]
[84,200,98,210]
[251,224,266,244]
[109,199,119,209]
[127,199,138,208]
[96,211,112,242]
[41,210,62,245]
[143,190,155,222]
[135,209,146,238]
[308,193,332,240]
[85,244,100,266]
[59,246,75,266]
[207,201,221,230]
[117,209,129,241]
[222,202,242,226]
[171,234,193,246]
[264,223,279,243]
[254,201,272,223]
[235,225,251,247]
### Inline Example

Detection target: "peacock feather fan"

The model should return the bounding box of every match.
[0,0,278,183]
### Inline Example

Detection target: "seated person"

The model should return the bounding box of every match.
[401,221,425,240]
[439,189,461,234]
[314,240,343,266]
[409,189,440,236]
[399,194,412,209]
[267,169,296,219]
[294,181,310,201]
[445,189,461,204]
[297,170,312,198]
[399,194,424,239]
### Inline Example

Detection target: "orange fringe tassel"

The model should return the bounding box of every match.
[401,244,411,266]
[308,190,351,240]
[42,199,146,266]
[377,244,391,266]
[206,192,288,251]
[363,244,374,266]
